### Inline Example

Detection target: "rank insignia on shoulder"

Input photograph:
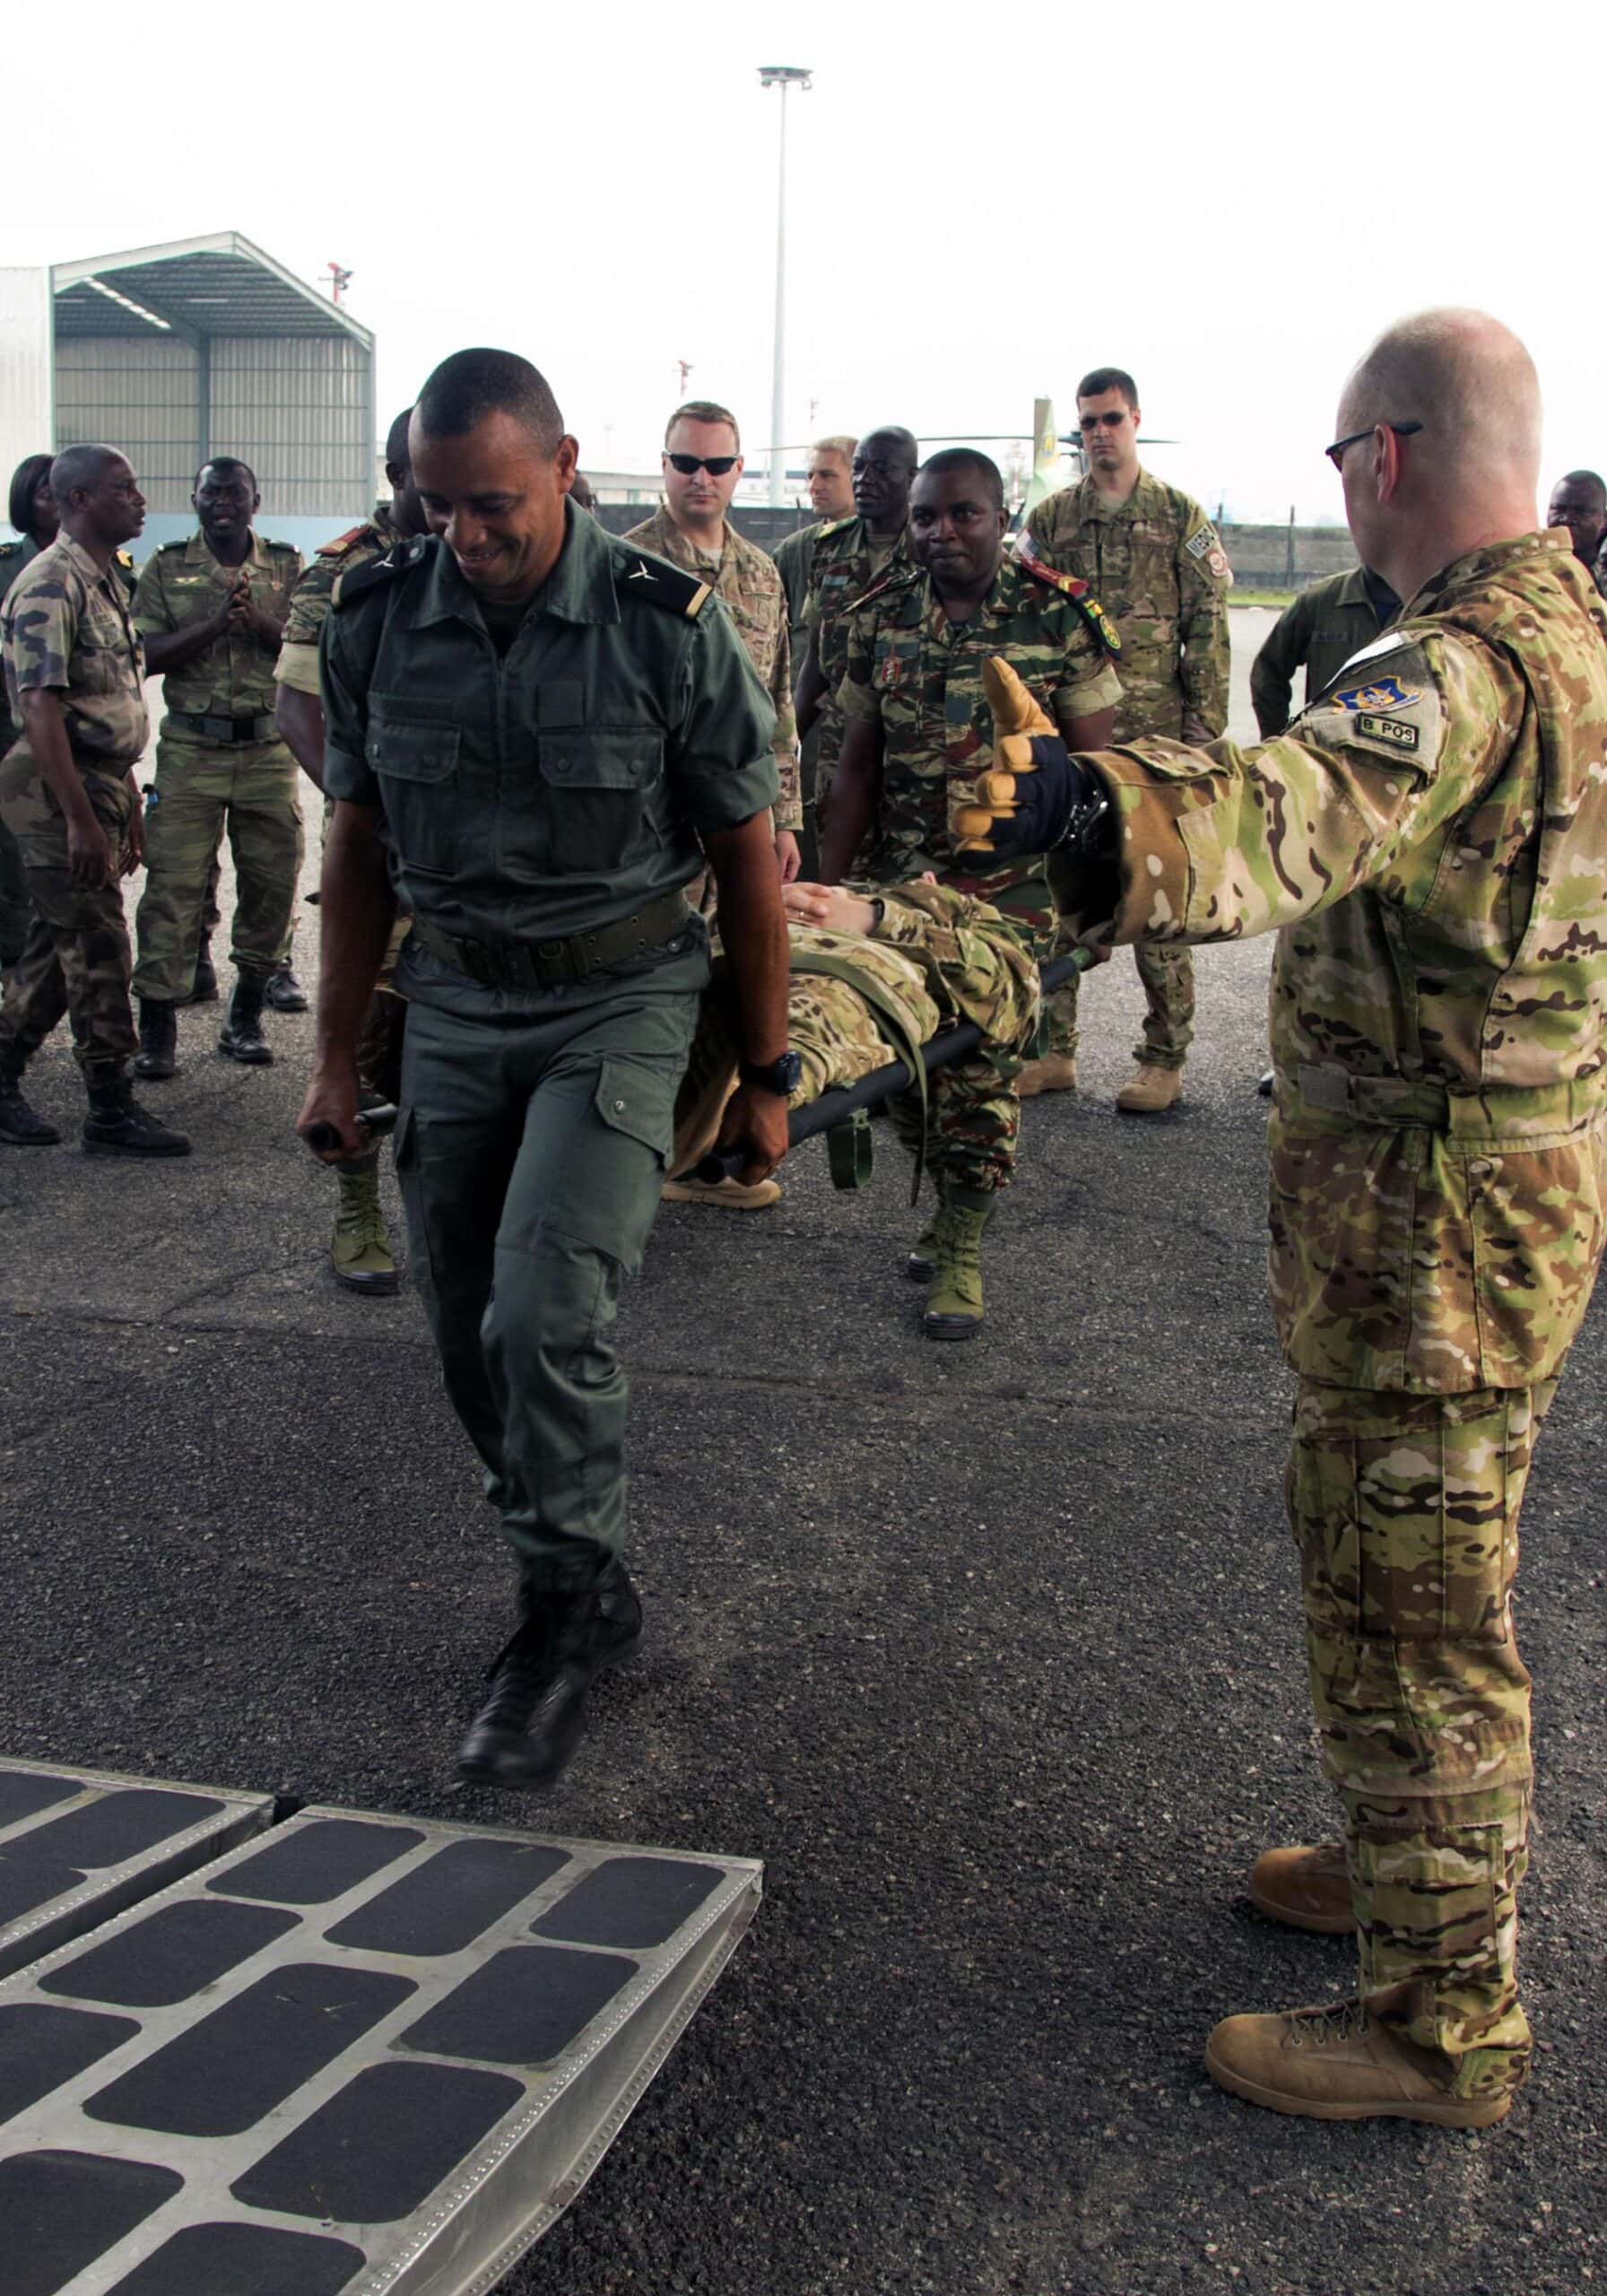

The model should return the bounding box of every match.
[849,565,919,618]
[317,525,372,559]
[334,533,430,606]
[1353,710,1420,754]
[1017,545,1123,657]
[618,551,711,619]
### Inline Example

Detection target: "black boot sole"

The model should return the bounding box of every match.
[333,1265,403,1296]
[923,1311,983,1341]
[906,1253,936,1281]
[131,1060,176,1081]
[218,1039,274,1065]
[0,1126,60,1147]
[83,1134,193,1158]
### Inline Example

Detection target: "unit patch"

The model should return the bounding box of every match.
[1354,710,1420,753]
[1332,676,1418,714]
[1185,526,1219,561]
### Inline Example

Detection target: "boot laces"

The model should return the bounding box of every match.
[1287,1999,1368,2050]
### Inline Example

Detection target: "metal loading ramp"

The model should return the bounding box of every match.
[0,1796,762,2295]
[0,1760,274,1983]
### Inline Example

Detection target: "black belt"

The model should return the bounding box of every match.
[166,710,278,744]
[410,891,693,989]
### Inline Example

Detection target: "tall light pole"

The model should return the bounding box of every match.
[759,65,811,507]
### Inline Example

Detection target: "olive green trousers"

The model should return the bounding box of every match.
[395,947,704,1583]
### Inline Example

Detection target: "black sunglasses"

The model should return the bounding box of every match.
[665,453,738,476]
[1325,420,1422,472]
[1078,411,1130,431]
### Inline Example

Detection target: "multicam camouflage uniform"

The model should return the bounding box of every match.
[672,880,1040,1196]
[837,554,1121,1064]
[131,529,304,1001]
[275,507,413,1096]
[1079,529,1607,2101]
[1025,470,1231,1068]
[0,535,148,1071]
[803,514,914,817]
[621,507,802,836]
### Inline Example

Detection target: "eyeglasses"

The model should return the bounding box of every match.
[1325,420,1422,472]
[665,453,738,476]
[1078,411,1130,431]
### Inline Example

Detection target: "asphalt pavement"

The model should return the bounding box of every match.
[1,609,1603,2294]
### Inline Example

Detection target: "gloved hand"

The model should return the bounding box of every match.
[954,658,1114,862]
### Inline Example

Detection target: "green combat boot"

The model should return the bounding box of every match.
[331,1161,400,1295]
[923,1193,992,1341]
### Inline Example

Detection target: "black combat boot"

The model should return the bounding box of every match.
[457,1560,642,1790]
[183,933,219,1005]
[132,996,178,1080]
[263,964,308,1013]
[219,970,274,1065]
[82,1068,191,1158]
[0,1045,60,1146]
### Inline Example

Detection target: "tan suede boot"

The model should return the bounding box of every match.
[1017,1054,1078,1099]
[662,1174,782,1210]
[1205,1998,1515,2127]
[1116,1063,1182,1114]
[1247,1843,1355,1934]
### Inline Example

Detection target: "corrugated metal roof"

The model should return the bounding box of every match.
[51,233,371,347]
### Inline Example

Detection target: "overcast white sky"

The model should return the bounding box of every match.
[4,0,1603,524]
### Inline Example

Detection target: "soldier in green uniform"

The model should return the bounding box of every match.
[298,348,789,1792]
[1,455,62,992]
[975,310,1607,2130]
[1249,564,1401,736]
[771,433,856,630]
[275,407,428,1295]
[0,447,187,1155]
[130,458,304,1078]
[820,448,1120,1329]
[624,397,803,1212]
[1544,467,1607,597]
[795,426,919,826]
[1023,366,1231,1111]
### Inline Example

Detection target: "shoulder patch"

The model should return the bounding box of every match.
[1017,545,1123,657]
[316,525,373,560]
[333,532,431,608]
[1300,639,1438,770]
[615,549,711,620]
[1185,520,1232,585]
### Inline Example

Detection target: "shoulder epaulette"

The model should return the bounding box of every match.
[613,547,711,620]
[317,525,373,560]
[847,564,920,619]
[1017,545,1123,657]
[154,538,188,555]
[334,532,431,608]
[816,514,857,540]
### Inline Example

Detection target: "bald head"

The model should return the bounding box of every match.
[1340,309,1541,491]
[1333,309,1542,603]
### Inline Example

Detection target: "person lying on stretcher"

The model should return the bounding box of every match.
[665,876,1040,1340]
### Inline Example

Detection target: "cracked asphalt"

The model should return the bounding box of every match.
[1,610,1603,2295]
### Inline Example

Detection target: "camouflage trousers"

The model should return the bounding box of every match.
[132,735,303,1001]
[794,971,1020,1196]
[0,809,30,972]
[1045,926,1194,1069]
[0,763,136,1071]
[1290,1377,1554,2101]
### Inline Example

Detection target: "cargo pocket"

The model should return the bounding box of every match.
[538,731,665,875]
[1288,1412,1361,1637]
[539,1055,680,1274]
[1351,1396,1513,1644]
[369,719,460,878]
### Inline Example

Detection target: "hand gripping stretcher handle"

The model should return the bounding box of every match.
[691,945,1098,1185]
[303,1102,399,1162]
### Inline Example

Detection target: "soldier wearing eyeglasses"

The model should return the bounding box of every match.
[1021,365,1231,1112]
[623,401,802,885]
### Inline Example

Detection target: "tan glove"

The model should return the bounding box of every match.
[954,657,1056,851]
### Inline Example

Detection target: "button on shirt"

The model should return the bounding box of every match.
[320,505,778,1012]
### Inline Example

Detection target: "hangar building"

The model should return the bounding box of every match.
[0,230,375,558]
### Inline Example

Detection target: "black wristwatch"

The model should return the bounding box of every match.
[741,1051,803,1096]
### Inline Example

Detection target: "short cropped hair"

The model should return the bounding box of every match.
[916,448,1004,509]
[415,349,566,454]
[1077,366,1139,408]
[195,455,257,492]
[811,433,856,464]
[1556,467,1607,508]
[665,400,741,452]
[49,445,123,505]
[8,453,53,535]
[384,406,415,471]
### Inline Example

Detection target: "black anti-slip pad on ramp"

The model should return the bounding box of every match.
[1,1796,761,2294]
